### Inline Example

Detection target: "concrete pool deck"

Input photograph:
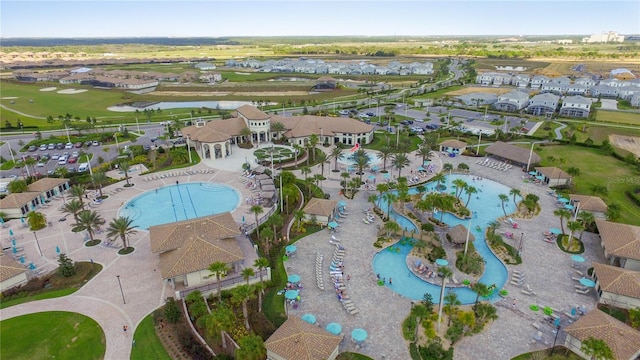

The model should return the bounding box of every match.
[1,143,605,359]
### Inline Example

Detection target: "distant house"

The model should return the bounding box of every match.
[564,310,640,360]
[265,317,342,360]
[592,262,640,310]
[26,178,70,203]
[530,75,551,89]
[199,72,222,83]
[193,62,216,71]
[314,76,337,91]
[540,81,566,95]
[568,194,607,219]
[511,74,530,88]
[0,254,29,292]
[302,198,338,226]
[559,95,592,118]
[591,85,619,98]
[595,219,640,271]
[533,167,571,187]
[574,77,596,88]
[456,93,498,107]
[493,90,529,112]
[439,139,467,155]
[527,93,560,116]
[0,192,42,219]
[485,141,541,167]
[565,84,589,96]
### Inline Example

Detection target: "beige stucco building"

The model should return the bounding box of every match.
[592,262,640,310]
[265,317,342,360]
[302,198,338,226]
[0,254,29,291]
[595,219,640,271]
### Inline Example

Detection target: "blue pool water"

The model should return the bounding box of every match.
[338,150,382,166]
[119,182,241,229]
[372,174,519,304]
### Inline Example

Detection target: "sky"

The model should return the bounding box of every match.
[1,0,639,38]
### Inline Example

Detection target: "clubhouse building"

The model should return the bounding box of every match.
[181,105,375,161]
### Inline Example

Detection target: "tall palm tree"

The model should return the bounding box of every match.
[580,337,614,360]
[465,185,478,207]
[444,291,461,326]
[509,188,521,208]
[316,151,328,177]
[577,211,595,239]
[293,209,305,233]
[91,171,109,198]
[415,144,431,165]
[119,161,132,186]
[498,194,509,217]
[329,146,343,172]
[352,149,370,182]
[391,153,410,178]
[437,266,453,331]
[235,334,267,360]
[250,205,264,243]
[375,183,389,209]
[241,267,255,285]
[26,211,47,231]
[106,216,137,249]
[453,179,467,200]
[231,284,255,330]
[300,166,311,182]
[208,261,229,303]
[553,208,572,234]
[308,134,319,161]
[72,210,105,242]
[61,199,84,223]
[567,220,584,250]
[431,173,446,191]
[270,121,286,141]
[206,304,235,349]
[253,257,269,312]
[292,144,303,164]
[382,191,398,220]
[240,127,252,144]
[69,184,87,209]
[470,282,491,313]
[377,145,394,172]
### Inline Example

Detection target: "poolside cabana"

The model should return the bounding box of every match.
[0,253,29,291]
[265,317,343,360]
[595,219,640,271]
[447,224,475,246]
[564,309,640,360]
[439,139,467,156]
[592,262,640,310]
[302,198,338,226]
[485,141,541,168]
[534,167,571,187]
[0,192,41,219]
[26,177,70,202]
[568,194,608,219]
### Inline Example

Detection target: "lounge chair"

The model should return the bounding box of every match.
[362,218,370,224]
[575,288,590,294]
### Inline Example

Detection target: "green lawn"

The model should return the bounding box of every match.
[131,314,172,360]
[0,288,78,309]
[594,109,640,125]
[0,311,106,360]
[533,144,640,226]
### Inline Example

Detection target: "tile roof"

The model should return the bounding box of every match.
[0,253,28,282]
[595,219,640,261]
[182,117,247,143]
[535,167,570,180]
[271,114,374,138]
[303,198,338,217]
[564,309,640,360]
[485,141,541,165]
[265,317,342,360]
[150,213,241,253]
[569,194,608,213]
[593,262,640,299]
[0,192,39,209]
[235,105,271,120]
[26,178,69,193]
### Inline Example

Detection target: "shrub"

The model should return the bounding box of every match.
[164,297,181,324]
[421,223,435,232]
[428,246,446,262]
[57,253,76,277]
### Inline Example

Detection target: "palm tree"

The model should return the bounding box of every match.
[293,209,305,233]
[465,185,478,207]
[240,127,252,144]
[316,151,328,177]
[437,266,453,331]
[377,145,394,172]
[61,199,84,223]
[207,261,229,303]
[606,203,620,222]
[580,337,614,360]
[206,304,235,349]
[106,216,137,249]
[26,211,47,231]
[253,257,269,312]
[498,194,509,217]
[265,213,283,245]
[382,191,398,220]
[340,172,350,193]
[453,179,467,199]
[567,220,584,250]
[292,144,303,164]
[91,172,109,198]
[72,210,105,242]
[375,183,389,209]
[577,211,595,239]
[69,184,87,209]
[308,134,319,161]
[250,205,264,244]
[329,146,343,172]
[270,121,286,141]
[566,166,581,178]
[415,144,431,165]
[444,291,461,326]
[235,334,267,360]
[352,149,370,182]
[241,267,255,285]
[470,282,491,313]
[300,166,311,182]
[119,161,132,186]
[509,188,521,208]
[553,208,572,235]
[431,173,446,191]
[391,153,410,178]
[231,284,255,330]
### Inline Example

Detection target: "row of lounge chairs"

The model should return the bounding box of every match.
[476,159,513,172]
[328,245,358,315]
[143,169,214,181]
[315,253,325,291]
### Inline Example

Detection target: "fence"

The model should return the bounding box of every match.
[179,268,270,299]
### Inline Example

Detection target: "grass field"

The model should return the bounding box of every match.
[533,144,640,226]
[594,110,640,125]
[0,311,106,360]
[131,314,172,360]
[560,122,640,147]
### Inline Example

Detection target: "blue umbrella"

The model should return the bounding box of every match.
[12,239,16,246]
[19,255,25,264]
[571,255,585,263]
[368,175,376,180]
[28,262,36,270]
[554,317,561,327]
[371,166,379,171]
[384,173,391,179]
[12,247,17,254]
[0,217,3,224]
[326,322,342,335]
[558,197,570,203]
[21,217,25,224]
[285,290,299,300]
[288,274,301,283]
[414,259,422,266]
[564,204,575,210]
[286,245,297,253]
[435,258,449,266]
[579,278,596,288]
[56,246,61,254]
[328,221,339,229]
[338,201,347,207]
[417,166,425,171]
[351,328,368,342]
[549,228,562,235]
[242,215,245,223]
[301,314,316,324]
[9,229,14,236]
[528,171,537,175]
[536,175,544,180]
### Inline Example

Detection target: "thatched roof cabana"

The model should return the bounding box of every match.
[447,224,475,244]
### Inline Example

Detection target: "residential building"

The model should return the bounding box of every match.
[595,219,640,271]
[265,317,342,360]
[590,85,619,98]
[456,93,498,107]
[559,95,592,118]
[511,74,530,88]
[439,139,467,155]
[592,263,640,310]
[527,93,560,115]
[574,77,596,88]
[493,90,529,112]
[582,31,625,43]
[533,167,571,187]
[0,254,29,291]
[193,62,216,70]
[302,198,338,226]
[568,194,607,219]
[565,84,589,96]
[530,75,551,89]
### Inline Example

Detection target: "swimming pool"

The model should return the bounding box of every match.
[372,174,517,303]
[119,182,241,229]
[338,150,382,167]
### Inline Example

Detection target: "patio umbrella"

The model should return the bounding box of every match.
[384,173,391,179]
[285,290,299,300]
[19,255,25,264]
[9,229,14,236]
[417,166,425,171]
[558,197,570,203]
[579,278,596,288]
[56,246,61,254]
[543,306,553,315]
[12,239,16,246]
[28,262,36,270]
[564,204,575,210]
[338,201,347,207]
[371,166,379,171]
[352,328,368,342]
[328,221,339,229]
[571,255,585,263]
[326,323,342,335]
[242,215,245,223]
[286,245,297,253]
[12,247,17,254]
[536,175,544,180]
[414,259,422,266]
[288,274,301,284]
[549,228,562,235]
[368,175,376,180]
[0,217,3,225]
[301,314,316,325]
[20,217,25,224]
[435,258,449,266]
[528,171,537,175]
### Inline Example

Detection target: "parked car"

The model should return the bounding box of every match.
[58,157,68,165]
[56,143,65,150]
[51,154,60,160]
[74,142,83,148]
[71,151,79,158]
[39,144,48,151]
[85,141,92,147]
[338,110,350,115]
[366,112,375,117]
[67,166,76,173]
[28,145,37,152]
[92,141,100,146]
[65,143,74,149]
[36,161,46,167]
[67,157,77,164]
[47,143,56,150]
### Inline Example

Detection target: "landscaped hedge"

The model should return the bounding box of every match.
[625,187,640,207]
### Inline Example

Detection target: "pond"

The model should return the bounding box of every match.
[107,100,258,112]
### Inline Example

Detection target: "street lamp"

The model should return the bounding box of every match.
[518,232,524,258]
[550,324,561,355]
[33,231,42,257]
[116,275,126,304]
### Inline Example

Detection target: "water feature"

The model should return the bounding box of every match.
[108,100,258,112]
[372,174,518,303]
[337,150,382,167]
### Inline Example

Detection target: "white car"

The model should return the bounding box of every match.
[338,110,350,115]
[51,154,60,160]
[414,118,425,122]
[36,161,46,167]
[65,143,74,149]
[58,157,68,165]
